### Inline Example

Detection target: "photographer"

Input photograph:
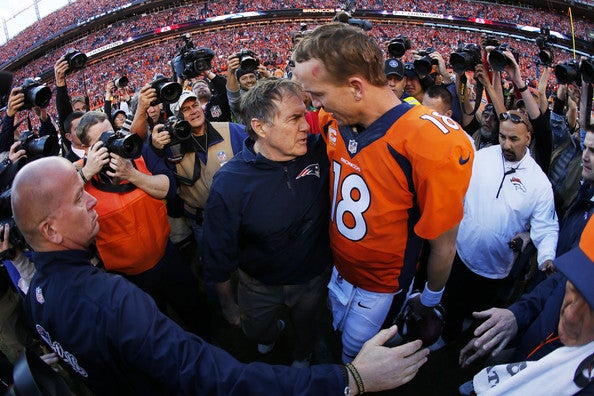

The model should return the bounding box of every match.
[496,47,552,174]
[54,56,87,155]
[129,81,168,140]
[457,63,506,149]
[146,91,246,255]
[103,79,130,130]
[76,111,209,339]
[0,86,57,154]
[226,52,271,124]
[191,69,232,122]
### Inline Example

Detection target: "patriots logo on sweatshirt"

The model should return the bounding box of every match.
[296,163,320,179]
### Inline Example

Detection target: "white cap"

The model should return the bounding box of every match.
[170,90,197,116]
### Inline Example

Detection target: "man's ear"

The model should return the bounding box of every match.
[39,218,62,245]
[348,77,364,101]
[250,118,267,140]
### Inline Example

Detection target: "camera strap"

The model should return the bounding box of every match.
[458,74,483,116]
[90,175,137,193]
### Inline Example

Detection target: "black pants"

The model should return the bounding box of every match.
[441,253,506,343]
[125,240,210,340]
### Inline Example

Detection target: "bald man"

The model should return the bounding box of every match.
[12,156,429,395]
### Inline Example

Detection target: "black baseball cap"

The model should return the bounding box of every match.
[385,58,404,78]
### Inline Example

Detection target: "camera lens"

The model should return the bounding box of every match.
[172,120,192,141]
[413,57,433,76]
[488,50,508,72]
[580,59,594,84]
[114,76,128,88]
[25,84,52,109]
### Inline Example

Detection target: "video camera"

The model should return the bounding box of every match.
[172,34,215,79]
[333,0,372,31]
[450,43,482,74]
[535,26,556,67]
[63,48,88,71]
[149,74,182,107]
[488,43,519,72]
[235,49,259,72]
[413,47,438,76]
[20,78,52,110]
[387,35,411,58]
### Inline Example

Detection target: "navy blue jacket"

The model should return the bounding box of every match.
[23,250,345,395]
[509,272,565,361]
[202,134,331,285]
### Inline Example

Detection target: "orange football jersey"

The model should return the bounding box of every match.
[319,104,473,293]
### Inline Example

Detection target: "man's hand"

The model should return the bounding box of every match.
[227,55,240,74]
[53,58,69,87]
[540,259,556,275]
[137,84,158,114]
[83,141,109,178]
[459,308,517,368]
[151,126,171,150]
[7,87,24,118]
[105,81,115,100]
[256,65,271,79]
[221,302,241,327]
[8,141,26,164]
[106,153,136,183]
[351,325,429,393]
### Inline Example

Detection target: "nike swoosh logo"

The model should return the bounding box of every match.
[459,154,471,165]
[357,301,371,309]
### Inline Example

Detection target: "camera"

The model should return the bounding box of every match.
[387,35,411,58]
[535,26,556,67]
[481,33,500,49]
[235,49,259,72]
[0,217,27,255]
[413,47,438,76]
[488,43,518,72]
[161,116,192,145]
[580,58,594,84]
[149,75,182,106]
[113,75,128,89]
[98,131,143,160]
[333,1,372,31]
[63,48,88,71]
[18,131,60,160]
[172,34,215,79]
[555,59,581,85]
[450,43,482,74]
[20,78,52,110]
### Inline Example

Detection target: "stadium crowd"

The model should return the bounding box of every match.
[0,1,593,395]
[1,0,592,65]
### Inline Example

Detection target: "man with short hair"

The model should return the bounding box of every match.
[202,78,331,367]
[422,85,454,118]
[147,90,246,248]
[76,111,208,338]
[226,53,271,124]
[293,23,474,362]
[62,111,85,162]
[384,58,414,104]
[442,109,558,343]
[191,68,232,122]
[13,156,429,395]
[403,62,433,103]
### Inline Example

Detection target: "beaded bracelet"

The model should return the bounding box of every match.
[345,363,365,395]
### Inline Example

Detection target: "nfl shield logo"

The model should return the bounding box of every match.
[35,286,45,304]
[348,139,358,154]
[217,151,228,165]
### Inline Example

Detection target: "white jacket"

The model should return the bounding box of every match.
[457,145,558,279]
